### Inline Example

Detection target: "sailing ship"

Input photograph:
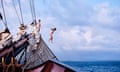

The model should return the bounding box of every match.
[0,0,76,72]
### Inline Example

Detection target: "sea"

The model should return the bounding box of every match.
[63,61,120,72]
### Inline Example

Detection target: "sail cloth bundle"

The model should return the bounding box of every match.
[13,24,27,42]
[0,28,12,50]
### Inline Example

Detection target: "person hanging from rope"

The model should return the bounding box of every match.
[0,28,12,50]
[28,19,41,51]
[49,27,56,43]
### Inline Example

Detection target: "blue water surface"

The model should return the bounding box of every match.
[63,61,120,72]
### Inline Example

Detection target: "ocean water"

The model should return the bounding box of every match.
[63,61,120,72]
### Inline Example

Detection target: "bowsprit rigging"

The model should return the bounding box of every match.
[12,0,37,25]
[18,0,24,24]
[12,0,24,25]
[12,0,21,24]
[29,0,36,24]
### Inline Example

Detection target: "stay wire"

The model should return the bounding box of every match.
[18,0,24,24]
[32,0,36,20]
[12,0,21,24]
[29,0,34,22]
[1,0,8,28]
[29,0,36,23]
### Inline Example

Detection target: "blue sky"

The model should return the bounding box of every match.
[0,0,120,61]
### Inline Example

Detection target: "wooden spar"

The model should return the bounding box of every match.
[0,34,34,58]
[0,38,28,58]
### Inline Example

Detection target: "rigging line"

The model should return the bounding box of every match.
[29,0,34,22]
[1,0,8,28]
[12,0,21,24]
[32,0,36,21]
[1,19,6,26]
[29,0,36,23]
[0,12,6,25]
[18,0,24,24]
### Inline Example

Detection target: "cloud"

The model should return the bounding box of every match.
[1,0,120,61]
[89,2,120,28]
[52,24,120,52]
[90,2,114,24]
[83,27,93,44]
[55,26,95,51]
[40,1,120,53]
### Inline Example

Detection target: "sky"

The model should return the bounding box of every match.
[0,0,120,61]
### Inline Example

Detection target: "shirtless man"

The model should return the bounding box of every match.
[28,19,41,51]
[49,27,56,43]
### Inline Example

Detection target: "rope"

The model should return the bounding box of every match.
[29,0,34,21]
[1,0,8,28]
[12,0,21,24]
[32,0,36,20]
[29,0,36,23]
[18,0,24,24]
